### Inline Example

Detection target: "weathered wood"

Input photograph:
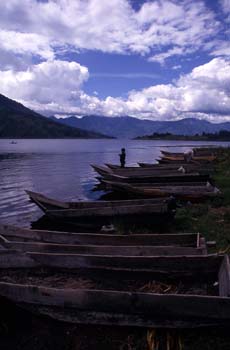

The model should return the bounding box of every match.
[1,241,205,256]
[26,190,170,209]
[199,237,208,255]
[46,203,169,218]
[103,181,220,201]
[26,306,228,328]
[161,150,187,157]
[101,180,210,188]
[92,164,199,177]
[218,255,230,297]
[0,250,37,268]
[0,251,221,281]
[0,225,201,246]
[28,252,221,275]
[138,162,213,171]
[0,281,230,328]
[161,155,216,162]
[100,173,211,184]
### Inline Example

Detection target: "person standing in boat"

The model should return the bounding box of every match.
[119,148,126,168]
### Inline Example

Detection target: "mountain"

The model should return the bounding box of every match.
[0,94,110,138]
[51,115,230,139]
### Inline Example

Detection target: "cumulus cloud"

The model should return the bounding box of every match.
[0,0,225,66]
[2,57,229,122]
[0,1,229,122]
[0,60,89,105]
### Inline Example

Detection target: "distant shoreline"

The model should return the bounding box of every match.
[134,132,230,142]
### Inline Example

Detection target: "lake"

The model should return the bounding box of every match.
[0,139,229,227]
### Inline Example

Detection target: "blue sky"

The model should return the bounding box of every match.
[0,0,229,121]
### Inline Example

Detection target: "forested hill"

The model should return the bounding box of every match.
[0,94,111,138]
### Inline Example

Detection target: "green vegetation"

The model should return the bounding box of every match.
[171,147,230,252]
[135,130,230,141]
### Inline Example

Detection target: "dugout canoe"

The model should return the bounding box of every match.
[100,179,210,190]
[0,254,229,327]
[161,150,190,157]
[103,181,221,202]
[97,172,211,184]
[26,190,173,221]
[0,250,223,278]
[0,237,206,256]
[138,162,214,174]
[26,190,170,210]
[161,155,216,162]
[91,164,190,177]
[0,224,206,247]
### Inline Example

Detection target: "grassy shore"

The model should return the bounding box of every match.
[171,147,230,252]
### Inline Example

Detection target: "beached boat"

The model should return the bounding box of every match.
[91,164,189,177]
[193,148,218,156]
[157,158,199,165]
[0,237,207,257]
[161,150,189,157]
[161,155,216,162]
[0,254,229,327]
[103,181,221,202]
[138,162,214,173]
[26,190,174,223]
[96,172,211,184]
[0,224,207,247]
[26,190,169,210]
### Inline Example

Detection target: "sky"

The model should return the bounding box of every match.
[0,0,229,121]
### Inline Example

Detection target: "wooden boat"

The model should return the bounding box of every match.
[103,181,221,202]
[101,179,210,189]
[193,148,218,156]
[138,162,214,174]
[0,237,207,257]
[98,172,211,184]
[157,158,199,165]
[0,224,207,247]
[91,164,190,177]
[138,162,185,168]
[26,190,174,221]
[161,150,189,157]
[26,190,170,210]
[0,250,222,276]
[0,254,229,327]
[161,155,216,162]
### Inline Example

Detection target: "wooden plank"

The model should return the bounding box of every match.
[199,237,208,255]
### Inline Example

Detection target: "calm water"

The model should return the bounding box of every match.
[0,139,229,227]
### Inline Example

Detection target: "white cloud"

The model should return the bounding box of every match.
[0,60,89,105]
[0,30,54,61]
[0,1,229,122]
[1,58,230,121]
[0,0,224,66]
[220,0,230,14]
